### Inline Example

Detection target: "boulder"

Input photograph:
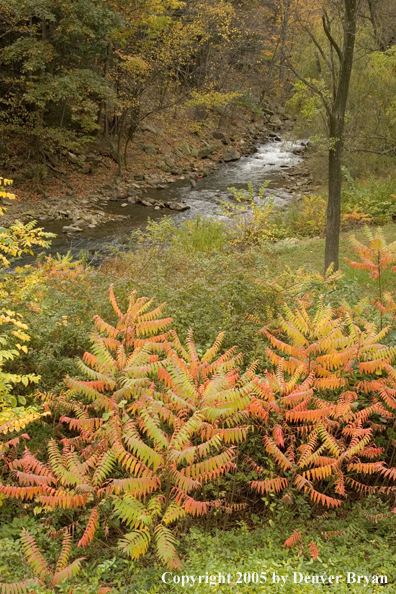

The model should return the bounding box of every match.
[138,122,165,136]
[175,144,191,157]
[212,131,227,143]
[139,198,156,206]
[199,143,218,159]
[223,146,241,162]
[147,147,157,156]
[165,201,190,212]
[164,156,177,170]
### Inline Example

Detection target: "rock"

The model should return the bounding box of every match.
[67,152,85,167]
[164,156,177,170]
[128,196,137,204]
[165,201,190,212]
[190,148,199,158]
[175,144,191,157]
[127,187,142,197]
[212,131,227,142]
[143,145,157,156]
[121,203,128,207]
[223,146,241,162]
[198,144,218,158]
[140,199,157,207]
[134,175,144,181]
[156,184,166,190]
[154,206,161,210]
[62,225,82,233]
[138,121,165,136]
[144,176,162,184]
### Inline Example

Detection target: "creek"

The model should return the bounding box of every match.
[18,138,307,263]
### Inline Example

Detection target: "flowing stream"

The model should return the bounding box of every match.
[17,139,306,263]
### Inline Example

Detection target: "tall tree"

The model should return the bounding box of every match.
[284,0,361,271]
[324,0,359,271]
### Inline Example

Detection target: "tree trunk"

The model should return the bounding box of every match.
[324,0,358,272]
[325,116,343,271]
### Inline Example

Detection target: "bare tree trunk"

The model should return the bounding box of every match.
[325,116,343,272]
[324,0,358,272]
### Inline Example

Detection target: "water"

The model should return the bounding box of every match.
[16,139,305,263]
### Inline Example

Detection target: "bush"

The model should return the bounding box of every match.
[341,169,396,224]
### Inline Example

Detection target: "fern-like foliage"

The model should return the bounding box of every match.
[1,287,254,569]
[345,227,396,327]
[249,299,396,511]
[0,528,84,593]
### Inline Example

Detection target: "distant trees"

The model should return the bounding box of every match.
[0,0,280,169]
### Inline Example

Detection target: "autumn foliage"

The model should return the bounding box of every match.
[2,276,396,575]
[1,286,253,572]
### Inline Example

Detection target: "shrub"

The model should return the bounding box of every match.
[248,298,396,518]
[218,181,277,245]
[341,169,396,224]
[1,286,254,569]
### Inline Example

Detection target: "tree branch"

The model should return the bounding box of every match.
[303,26,333,73]
[322,12,342,62]
[282,53,331,116]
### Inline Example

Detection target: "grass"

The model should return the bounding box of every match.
[1,500,395,593]
[13,219,396,394]
[268,222,396,295]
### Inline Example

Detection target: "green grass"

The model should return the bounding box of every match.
[1,501,394,593]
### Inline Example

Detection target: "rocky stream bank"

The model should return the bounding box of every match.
[0,107,317,239]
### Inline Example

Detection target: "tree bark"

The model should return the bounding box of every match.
[324,0,358,272]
